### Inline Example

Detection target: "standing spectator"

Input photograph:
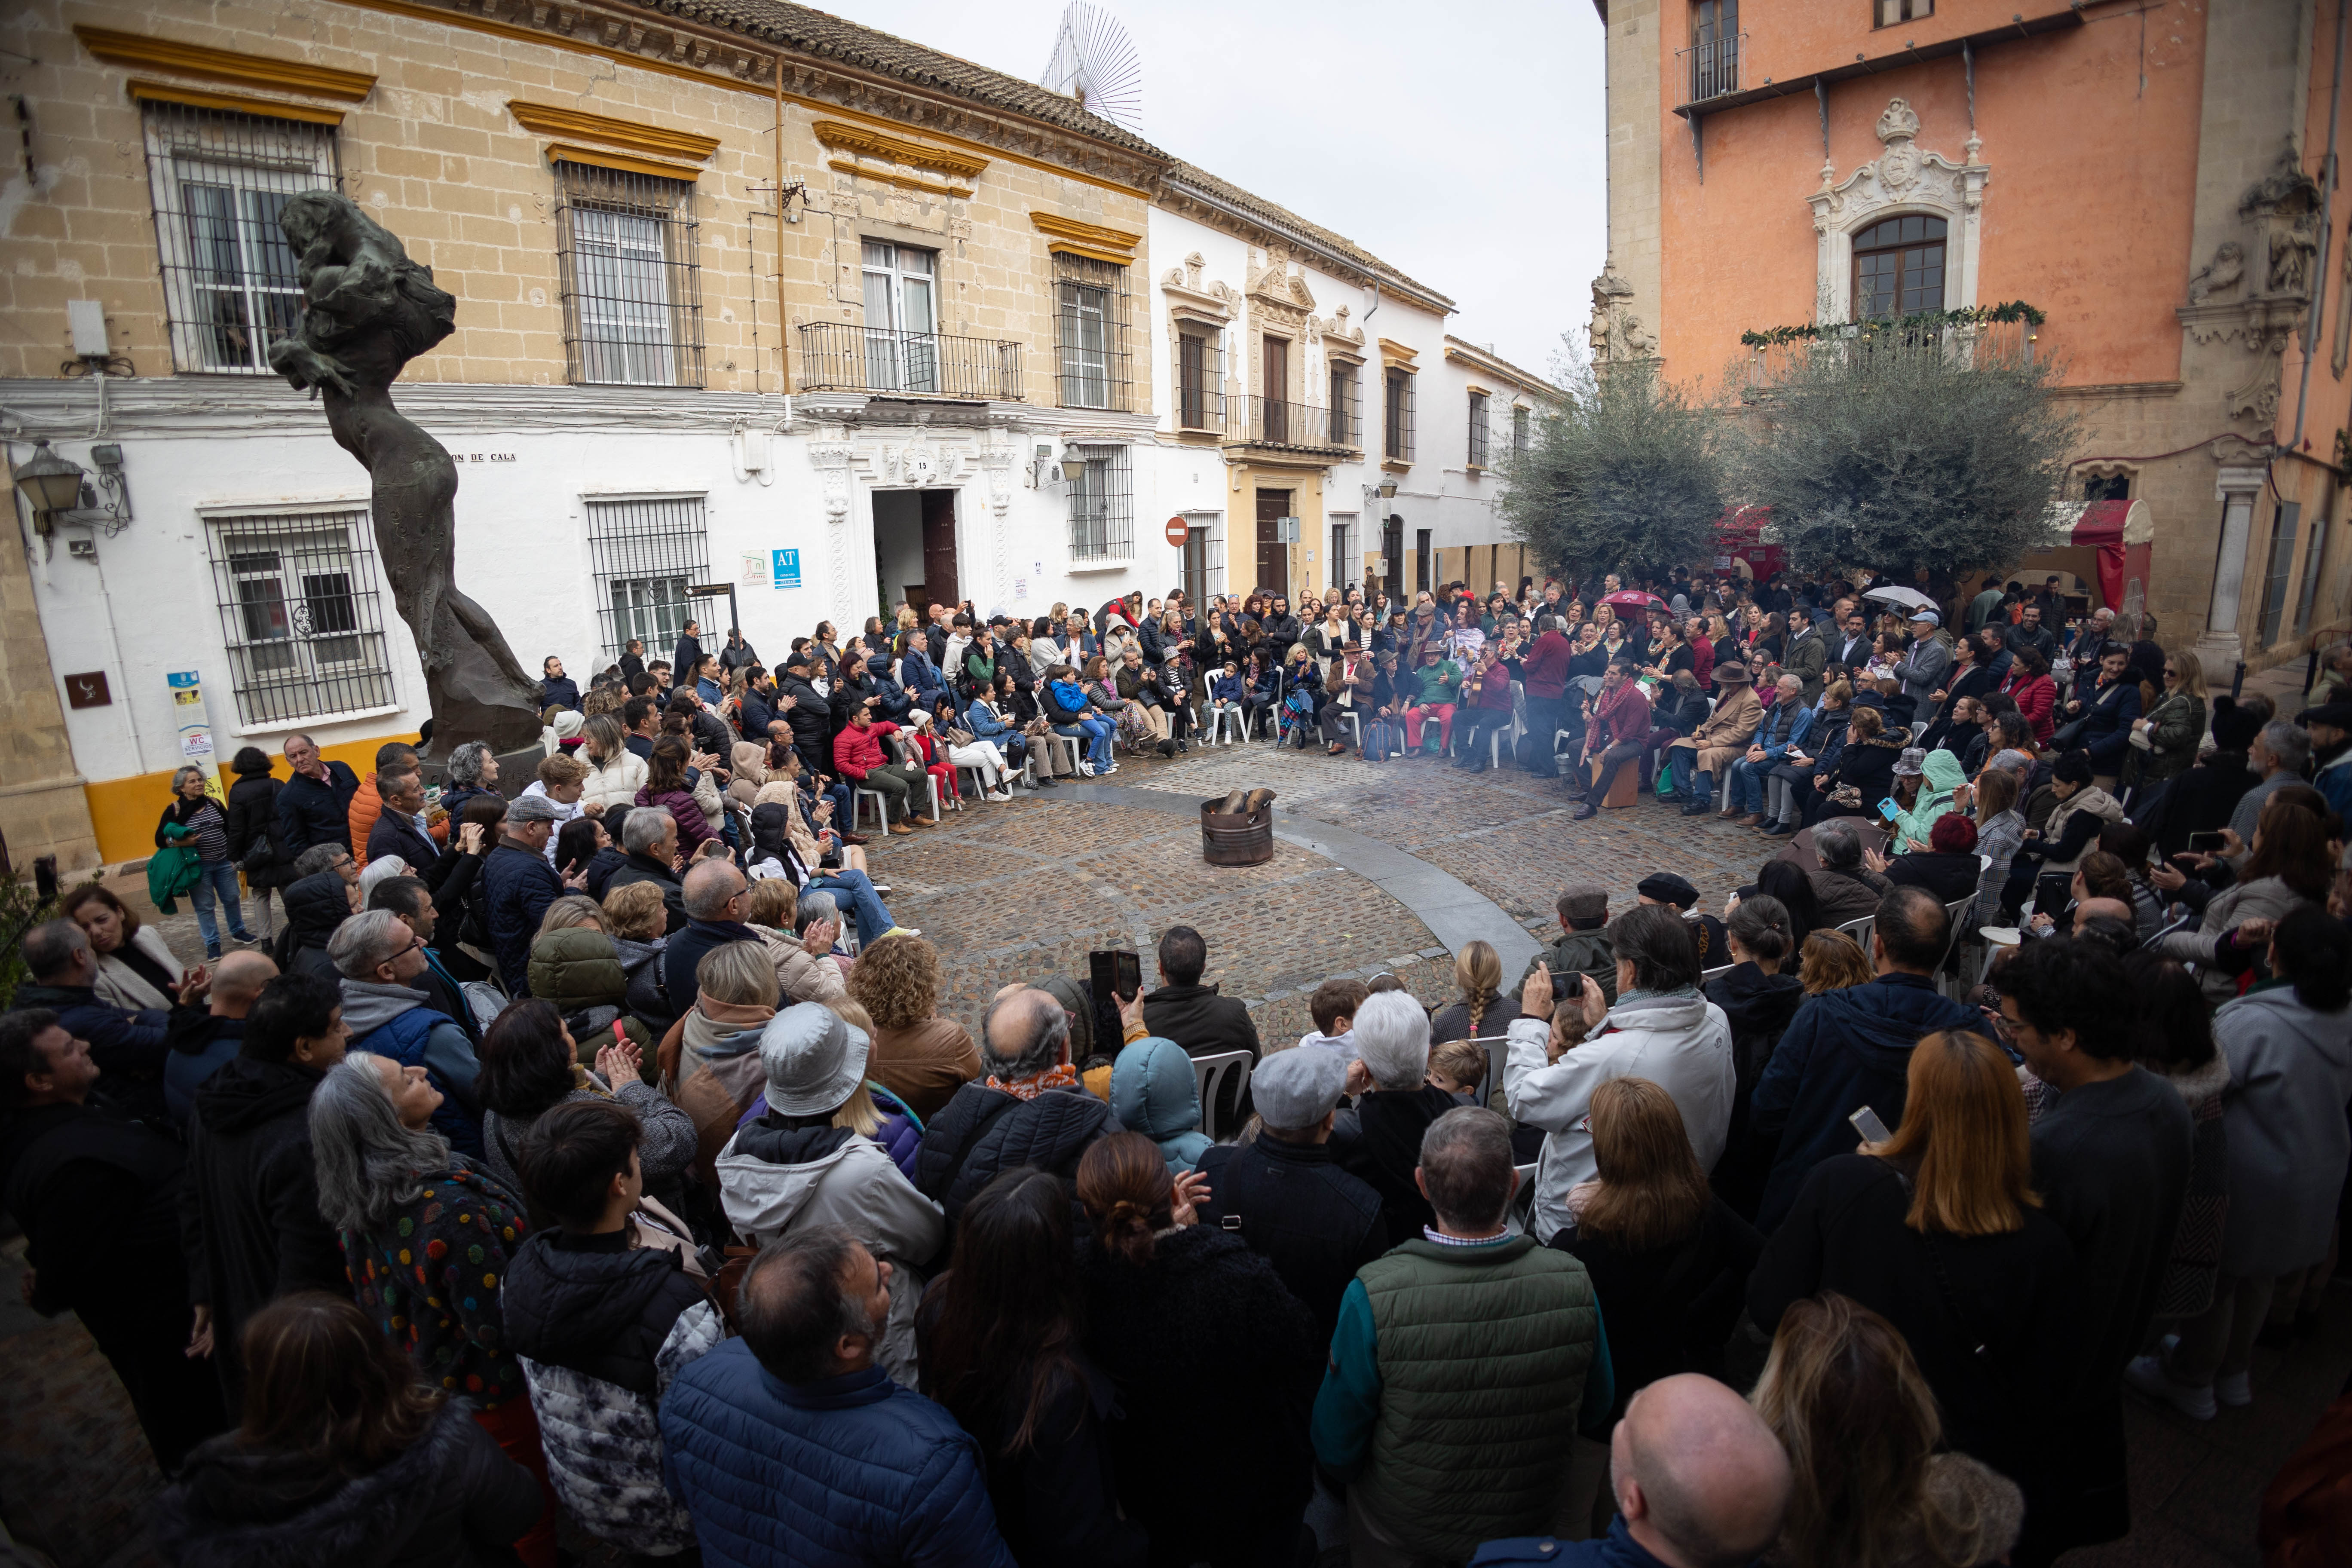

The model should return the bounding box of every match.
[578,712,650,813]
[180,972,353,1409]
[307,1051,556,1567]
[915,986,1115,1223]
[1749,1030,2077,1510]
[476,1000,695,1214]
[1335,989,1462,1246]
[15,918,171,1118]
[1518,614,1574,778]
[1750,1294,2025,1568]
[438,740,507,824]
[538,654,580,714]
[2129,907,2352,1419]
[502,1098,724,1560]
[918,1167,1149,1568]
[158,766,254,959]
[670,618,705,695]
[660,1227,1019,1568]
[365,769,447,888]
[1075,1133,1320,1566]
[328,909,484,1156]
[1996,936,2193,1556]
[152,1293,542,1567]
[1554,1077,1763,1414]
[1195,1045,1387,1347]
[224,746,298,940]
[348,742,423,872]
[1511,882,1619,1008]
[847,934,982,1121]
[1504,906,1735,1243]
[0,1011,228,1470]
[274,732,361,856]
[163,950,278,1125]
[714,1004,946,1386]
[1749,888,1979,1231]
[483,795,569,998]
[1314,1108,1612,1564]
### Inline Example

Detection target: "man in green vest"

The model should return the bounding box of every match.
[1312,1106,1615,1565]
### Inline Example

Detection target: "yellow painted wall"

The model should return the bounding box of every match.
[85,730,421,867]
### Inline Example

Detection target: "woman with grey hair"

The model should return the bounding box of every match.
[309,1051,533,1415]
[156,763,253,959]
[439,740,505,821]
[1337,990,1462,1246]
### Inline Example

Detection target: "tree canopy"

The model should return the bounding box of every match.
[1733,330,2079,579]
[1496,349,1730,582]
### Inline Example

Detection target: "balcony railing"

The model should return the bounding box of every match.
[1223,395,1357,453]
[796,322,1025,400]
[1677,32,1744,105]
[1738,316,2041,401]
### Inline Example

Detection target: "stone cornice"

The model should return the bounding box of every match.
[74,25,378,102]
[126,81,347,126]
[0,378,788,438]
[1030,212,1142,257]
[814,119,988,179]
[507,100,720,164]
[326,0,1167,196]
[1443,337,1557,398]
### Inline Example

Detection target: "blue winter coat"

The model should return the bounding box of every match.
[275,761,361,854]
[962,700,1016,743]
[351,1006,484,1158]
[481,842,563,998]
[1754,700,1813,765]
[2076,675,2144,769]
[660,1345,1018,1568]
[900,651,946,707]
[1750,974,1983,1231]
[1109,1037,1212,1173]
[1210,673,1244,704]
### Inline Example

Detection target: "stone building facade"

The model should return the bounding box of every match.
[3,0,1541,866]
[1594,0,2352,677]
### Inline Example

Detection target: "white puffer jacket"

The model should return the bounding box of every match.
[579,748,648,812]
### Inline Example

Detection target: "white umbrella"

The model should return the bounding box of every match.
[1862,585,1936,613]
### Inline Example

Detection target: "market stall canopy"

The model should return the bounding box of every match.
[2032,498,2156,615]
[1712,505,1785,581]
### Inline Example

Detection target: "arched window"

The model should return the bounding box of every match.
[1851,214,1946,318]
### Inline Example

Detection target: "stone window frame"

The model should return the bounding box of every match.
[1807,99,1986,327]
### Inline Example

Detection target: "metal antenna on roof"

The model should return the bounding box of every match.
[1039,2,1143,136]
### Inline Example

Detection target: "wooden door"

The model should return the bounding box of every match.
[1256,489,1290,596]
[920,489,959,611]
[1263,336,1288,443]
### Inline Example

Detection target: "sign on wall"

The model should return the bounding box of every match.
[772,548,802,591]
[740,552,769,587]
[1164,516,1190,547]
[167,670,227,802]
[62,671,110,709]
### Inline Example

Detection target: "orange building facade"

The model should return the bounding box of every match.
[1597,0,2352,675]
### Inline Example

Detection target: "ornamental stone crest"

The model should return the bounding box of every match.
[1806,98,1988,324]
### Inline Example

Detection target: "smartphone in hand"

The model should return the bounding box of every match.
[1849,1105,1893,1144]
[2187,830,2226,854]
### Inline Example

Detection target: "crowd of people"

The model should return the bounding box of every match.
[2,565,2349,1568]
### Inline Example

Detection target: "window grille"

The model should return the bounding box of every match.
[1384,368,1417,462]
[587,496,709,658]
[1415,528,1434,595]
[140,102,340,375]
[204,508,395,725]
[1178,329,1225,431]
[2259,501,2303,648]
[1513,406,1531,454]
[2295,515,2330,636]
[1055,253,1134,411]
[1467,392,1491,469]
[1069,446,1134,561]
[555,160,704,387]
[1329,364,1361,449]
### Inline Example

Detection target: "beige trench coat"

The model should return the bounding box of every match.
[1667,684,1762,775]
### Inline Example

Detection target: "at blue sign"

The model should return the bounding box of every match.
[772,548,801,590]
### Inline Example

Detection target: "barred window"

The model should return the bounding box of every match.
[204,508,396,725]
[1467,391,1491,469]
[1384,368,1417,463]
[1177,329,1223,431]
[555,160,704,388]
[1513,405,1531,454]
[1069,446,1134,561]
[140,100,340,375]
[1055,253,1133,411]
[1329,364,1360,449]
[587,496,710,658]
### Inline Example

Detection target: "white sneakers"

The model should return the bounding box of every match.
[1079,760,1096,777]
[2125,1336,2252,1421]
[986,789,1014,802]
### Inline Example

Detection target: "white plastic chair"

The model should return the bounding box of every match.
[1191,1050,1254,1142]
[1834,914,1875,952]
[1334,708,1362,750]
[1700,962,1734,983]
[852,787,886,831]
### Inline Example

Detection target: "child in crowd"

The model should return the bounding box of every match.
[1426,1039,1488,1103]
[519,753,592,865]
[1295,977,1367,1061]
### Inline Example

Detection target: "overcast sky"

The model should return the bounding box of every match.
[818,0,1609,379]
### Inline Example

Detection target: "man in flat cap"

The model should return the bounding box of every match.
[1196,1046,1386,1346]
[1638,872,1727,972]
[1511,882,1617,1010]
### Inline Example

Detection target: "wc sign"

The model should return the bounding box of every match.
[168,670,226,802]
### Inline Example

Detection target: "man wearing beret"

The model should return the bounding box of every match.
[1638,872,1727,973]
[1194,1047,1386,1347]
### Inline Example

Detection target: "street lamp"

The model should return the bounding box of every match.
[12,439,87,515]
[1060,449,1088,483]
[1376,478,1398,499]
[11,437,132,543]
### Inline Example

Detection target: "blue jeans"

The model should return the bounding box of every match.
[1056,717,1115,770]
[190,859,249,952]
[807,869,894,941]
[1727,758,1772,814]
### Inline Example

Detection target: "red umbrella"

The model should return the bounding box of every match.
[1600,589,1668,613]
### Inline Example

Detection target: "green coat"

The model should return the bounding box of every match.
[1510,928,1618,1008]
[147,839,203,914]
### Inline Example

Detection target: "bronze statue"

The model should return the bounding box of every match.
[268,191,543,754]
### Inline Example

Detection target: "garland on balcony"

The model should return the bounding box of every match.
[1739,301,2047,349]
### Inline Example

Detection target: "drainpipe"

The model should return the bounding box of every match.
[2290,0,2347,455]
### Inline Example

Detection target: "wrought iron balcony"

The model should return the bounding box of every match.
[1676,32,1744,105]
[796,322,1025,400]
[1223,395,1357,453]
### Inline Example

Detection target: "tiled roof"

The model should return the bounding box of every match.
[1166,162,1453,310]
[630,0,1168,159]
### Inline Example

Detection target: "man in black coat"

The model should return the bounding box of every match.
[916,986,1115,1224]
[1,1010,228,1468]
[181,972,352,1408]
[1195,1046,1384,1348]
[1329,991,1460,1247]
[1142,925,1262,1132]
[12,919,172,1121]
[776,658,834,780]
[671,619,705,693]
[364,768,443,873]
[663,860,760,1016]
[274,732,361,854]
[738,666,776,742]
[483,796,569,996]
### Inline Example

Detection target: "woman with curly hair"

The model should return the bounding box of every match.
[845,934,980,1121]
[632,735,713,854]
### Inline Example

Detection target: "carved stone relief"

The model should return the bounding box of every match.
[1587,265,1657,364]
[2177,143,2324,426]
